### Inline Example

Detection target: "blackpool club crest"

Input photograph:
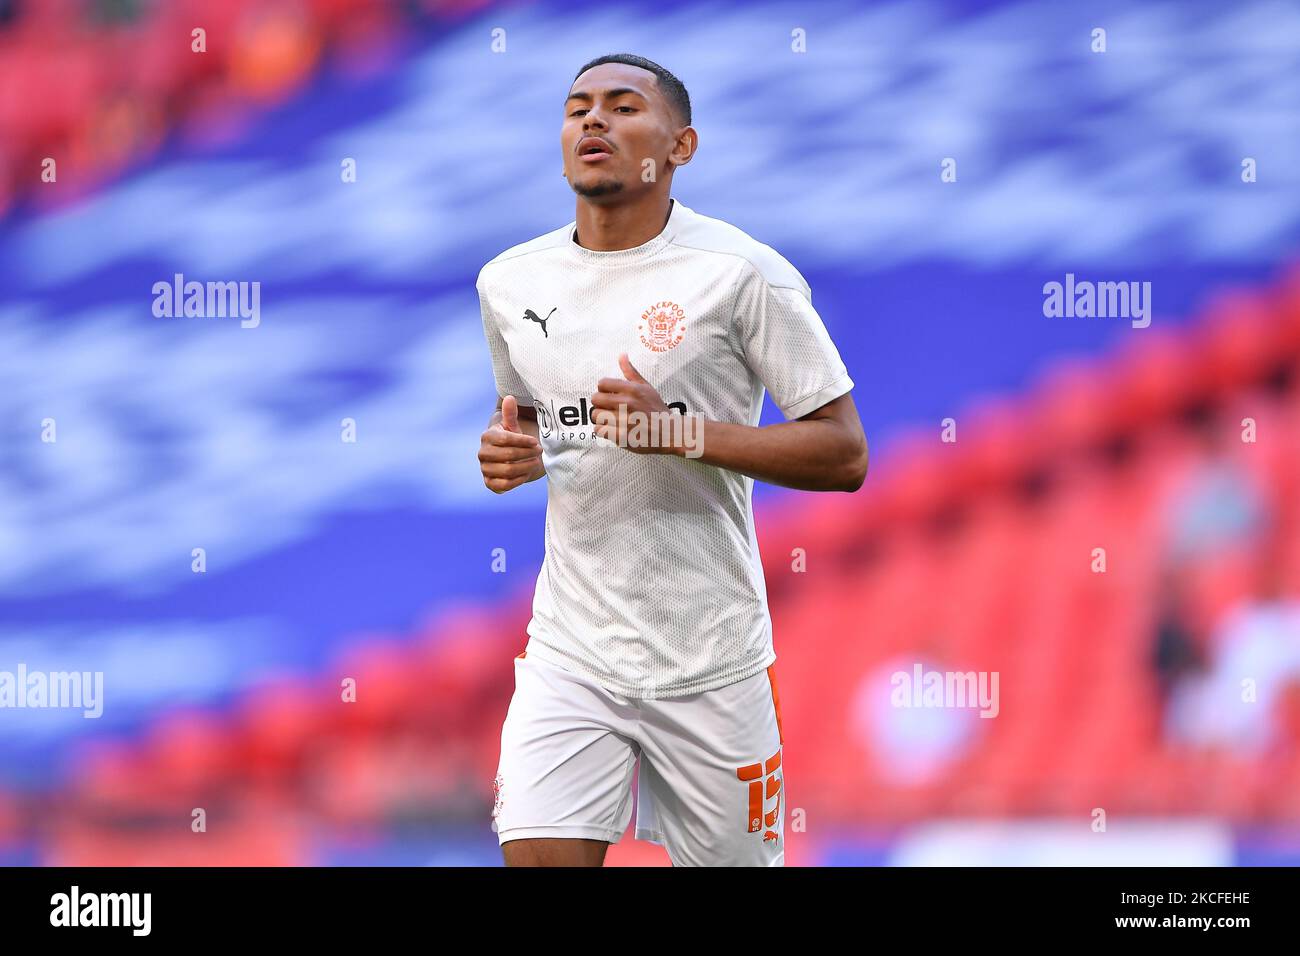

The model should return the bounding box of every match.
[638,300,686,353]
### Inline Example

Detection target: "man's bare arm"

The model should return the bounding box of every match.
[588,355,867,493]
[688,392,868,493]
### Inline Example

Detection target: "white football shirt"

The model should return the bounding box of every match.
[477,198,853,698]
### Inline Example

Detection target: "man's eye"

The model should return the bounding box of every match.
[568,107,634,116]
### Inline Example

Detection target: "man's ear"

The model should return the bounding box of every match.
[669,127,698,169]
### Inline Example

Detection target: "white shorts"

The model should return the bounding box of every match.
[492,651,785,866]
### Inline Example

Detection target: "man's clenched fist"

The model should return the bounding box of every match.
[590,353,677,455]
[479,395,544,493]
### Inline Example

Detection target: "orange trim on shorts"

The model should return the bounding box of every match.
[766,664,784,746]
[516,650,527,660]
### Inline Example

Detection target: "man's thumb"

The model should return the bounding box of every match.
[618,352,648,384]
[501,395,522,432]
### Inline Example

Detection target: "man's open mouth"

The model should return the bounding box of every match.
[577,137,613,161]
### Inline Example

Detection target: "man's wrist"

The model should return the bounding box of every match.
[667,413,705,459]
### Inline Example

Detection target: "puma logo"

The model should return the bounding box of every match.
[522,307,557,338]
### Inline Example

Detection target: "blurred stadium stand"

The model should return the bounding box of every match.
[1,0,1299,865]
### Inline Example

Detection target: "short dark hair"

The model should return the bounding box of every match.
[572,53,691,127]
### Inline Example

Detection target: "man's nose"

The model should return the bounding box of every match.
[583,107,609,131]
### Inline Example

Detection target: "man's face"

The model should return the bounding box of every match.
[562,63,682,201]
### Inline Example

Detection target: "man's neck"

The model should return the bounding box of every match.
[573,194,674,251]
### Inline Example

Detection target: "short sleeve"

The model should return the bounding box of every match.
[477,277,535,406]
[732,264,854,419]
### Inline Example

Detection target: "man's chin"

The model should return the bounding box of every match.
[570,176,625,199]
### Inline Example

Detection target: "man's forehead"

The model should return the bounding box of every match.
[567,63,658,99]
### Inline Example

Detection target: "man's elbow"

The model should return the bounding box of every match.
[836,433,869,492]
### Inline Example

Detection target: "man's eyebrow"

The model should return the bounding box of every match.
[564,87,646,105]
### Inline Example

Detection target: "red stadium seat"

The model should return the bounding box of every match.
[1194,291,1280,398]
[1112,328,1201,429]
